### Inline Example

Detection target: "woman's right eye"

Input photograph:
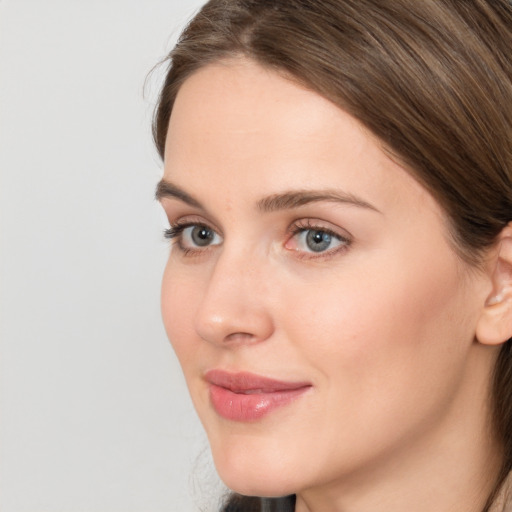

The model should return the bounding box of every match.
[164,223,223,252]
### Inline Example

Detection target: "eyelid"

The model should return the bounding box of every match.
[161,200,224,236]
[164,222,201,240]
[165,214,223,237]
[163,215,352,260]
[285,218,352,259]
[287,218,352,240]
[163,217,223,257]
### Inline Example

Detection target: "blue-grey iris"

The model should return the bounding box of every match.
[306,230,332,252]
[191,226,215,246]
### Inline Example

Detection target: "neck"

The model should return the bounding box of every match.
[295,344,503,512]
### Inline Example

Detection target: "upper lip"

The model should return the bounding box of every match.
[205,370,311,394]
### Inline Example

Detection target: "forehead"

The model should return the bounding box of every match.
[163,58,437,220]
[165,58,365,168]
[168,58,341,138]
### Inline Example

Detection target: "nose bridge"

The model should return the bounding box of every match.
[194,243,274,346]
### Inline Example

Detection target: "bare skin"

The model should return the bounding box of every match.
[158,58,506,512]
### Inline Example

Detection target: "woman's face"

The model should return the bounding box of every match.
[158,59,491,497]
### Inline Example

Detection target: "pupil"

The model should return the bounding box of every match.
[192,226,213,246]
[306,230,331,252]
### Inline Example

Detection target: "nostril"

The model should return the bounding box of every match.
[224,332,256,344]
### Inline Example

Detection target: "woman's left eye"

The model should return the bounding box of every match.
[285,225,350,256]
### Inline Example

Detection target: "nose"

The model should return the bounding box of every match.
[193,250,275,347]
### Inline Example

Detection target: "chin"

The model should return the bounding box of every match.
[218,468,297,498]
[209,435,302,498]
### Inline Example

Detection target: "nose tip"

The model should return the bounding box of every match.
[195,303,274,347]
[193,266,275,347]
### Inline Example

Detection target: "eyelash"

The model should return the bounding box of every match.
[163,221,215,257]
[164,219,352,260]
[286,220,351,260]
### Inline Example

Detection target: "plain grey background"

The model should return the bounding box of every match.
[0,1,226,510]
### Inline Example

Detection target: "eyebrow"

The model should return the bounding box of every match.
[155,180,203,208]
[257,190,380,213]
[155,179,380,214]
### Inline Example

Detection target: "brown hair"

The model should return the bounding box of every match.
[153,1,512,509]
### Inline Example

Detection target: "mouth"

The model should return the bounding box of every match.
[204,370,312,422]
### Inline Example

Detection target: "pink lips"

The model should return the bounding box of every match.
[205,370,311,422]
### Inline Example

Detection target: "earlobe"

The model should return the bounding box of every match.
[476,224,512,346]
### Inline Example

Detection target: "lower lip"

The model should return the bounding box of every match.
[208,384,310,422]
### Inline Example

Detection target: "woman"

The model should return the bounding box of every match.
[154,1,512,510]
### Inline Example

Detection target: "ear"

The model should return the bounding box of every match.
[476,223,512,346]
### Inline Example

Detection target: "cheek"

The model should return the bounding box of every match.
[293,235,470,354]
[279,247,474,423]
[256,251,476,483]
[161,260,200,368]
